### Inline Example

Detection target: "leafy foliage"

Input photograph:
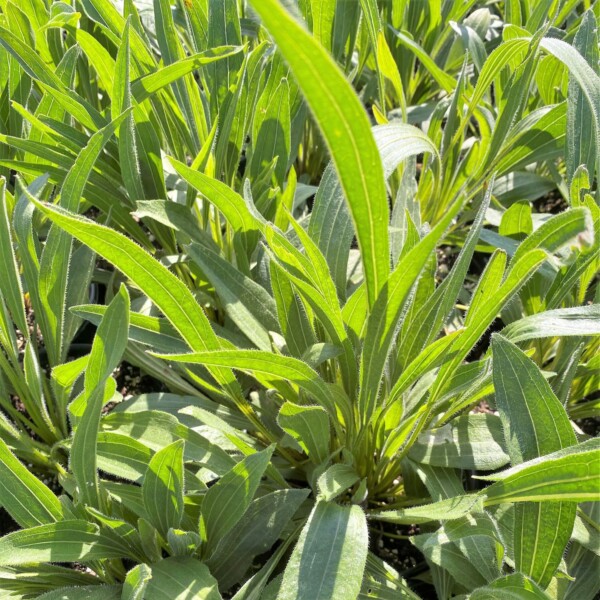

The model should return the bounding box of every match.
[0,1,598,599]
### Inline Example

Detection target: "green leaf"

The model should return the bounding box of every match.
[95,433,153,483]
[502,305,600,343]
[541,35,600,186]
[70,285,130,510]
[73,304,189,354]
[278,402,330,464]
[358,198,462,421]
[206,0,243,115]
[206,489,309,589]
[276,501,368,600]
[566,10,598,186]
[510,207,594,270]
[0,25,63,87]
[186,243,280,351]
[493,335,579,587]
[409,414,510,471]
[249,0,389,309]
[307,163,353,300]
[142,440,185,537]
[0,178,27,334]
[465,250,507,326]
[399,183,491,368]
[131,47,243,104]
[0,521,134,565]
[84,288,130,398]
[145,557,222,600]
[153,350,339,419]
[371,494,485,525]
[492,335,577,465]
[249,77,291,186]
[469,573,552,599]
[310,0,335,51]
[122,563,152,600]
[270,259,316,358]
[372,123,439,179]
[0,439,63,528]
[317,464,361,502]
[390,28,457,93]
[101,410,235,476]
[169,158,259,236]
[483,438,600,505]
[200,446,274,554]
[113,19,145,205]
[25,194,244,405]
[38,586,122,600]
[230,529,298,600]
[411,531,490,590]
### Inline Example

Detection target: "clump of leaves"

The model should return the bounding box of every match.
[0,1,599,599]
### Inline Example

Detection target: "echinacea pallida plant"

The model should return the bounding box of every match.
[15,4,599,600]
[0,170,97,474]
[0,284,311,599]
[1,1,600,600]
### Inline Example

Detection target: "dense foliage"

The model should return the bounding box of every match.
[0,0,598,598]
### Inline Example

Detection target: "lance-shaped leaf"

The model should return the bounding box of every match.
[145,557,222,600]
[131,47,243,103]
[501,305,600,343]
[0,439,63,528]
[206,488,309,588]
[142,439,185,537]
[317,464,361,502]
[408,414,510,471]
[152,350,339,419]
[278,402,331,464]
[38,112,129,364]
[370,494,485,525]
[482,438,600,505]
[122,564,152,600]
[541,35,600,184]
[372,124,439,180]
[0,521,136,565]
[186,243,280,351]
[469,573,551,600]
[70,285,129,510]
[0,178,27,334]
[276,501,368,600]
[399,183,491,368]
[249,0,389,309]
[200,446,274,555]
[308,163,354,301]
[492,335,577,587]
[358,198,462,422]
[24,193,243,404]
[37,585,122,599]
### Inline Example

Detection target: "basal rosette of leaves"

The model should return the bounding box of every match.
[0,1,598,599]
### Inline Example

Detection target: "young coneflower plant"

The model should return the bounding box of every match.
[0,0,598,599]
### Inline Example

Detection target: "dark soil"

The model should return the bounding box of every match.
[577,417,600,437]
[113,361,168,400]
[533,190,568,214]
[371,520,436,597]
